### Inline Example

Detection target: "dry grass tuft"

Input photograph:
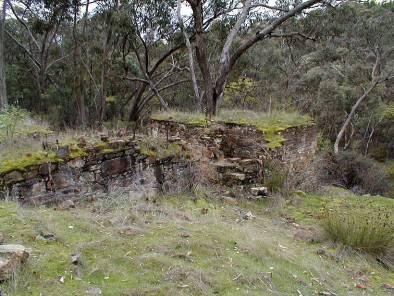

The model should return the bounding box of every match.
[322,205,393,254]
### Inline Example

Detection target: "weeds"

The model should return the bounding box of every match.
[139,136,182,160]
[322,204,393,253]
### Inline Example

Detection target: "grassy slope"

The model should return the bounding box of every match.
[0,191,393,296]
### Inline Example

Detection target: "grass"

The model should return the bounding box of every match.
[0,189,393,295]
[322,204,393,253]
[150,109,314,149]
[385,161,394,198]
[139,136,182,160]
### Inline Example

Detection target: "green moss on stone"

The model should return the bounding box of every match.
[139,137,182,160]
[151,109,314,149]
[68,144,88,159]
[0,151,62,175]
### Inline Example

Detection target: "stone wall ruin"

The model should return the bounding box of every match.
[0,119,318,205]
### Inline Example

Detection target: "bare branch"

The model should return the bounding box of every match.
[270,31,316,41]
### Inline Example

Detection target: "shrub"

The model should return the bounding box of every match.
[327,151,389,195]
[322,204,393,253]
[0,106,29,141]
[264,159,288,194]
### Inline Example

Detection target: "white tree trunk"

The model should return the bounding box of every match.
[177,0,201,109]
[334,81,378,154]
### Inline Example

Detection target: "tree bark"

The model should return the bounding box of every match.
[189,0,214,116]
[99,9,115,125]
[73,3,86,127]
[0,0,7,109]
[334,81,378,154]
[177,0,200,109]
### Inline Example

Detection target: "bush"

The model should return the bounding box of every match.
[322,204,393,253]
[264,159,288,194]
[327,151,389,195]
[0,105,29,141]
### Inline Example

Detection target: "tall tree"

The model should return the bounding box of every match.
[0,0,7,109]
[186,0,322,116]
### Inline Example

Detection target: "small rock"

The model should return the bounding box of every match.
[250,186,268,197]
[243,211,255,220]
[71,253,81,265]
[228,173,246,181]
[59,199,75,210]
[180,233,191,238]
[355,283,367,289]
[36,231,56,241]
[86,287,102,296]
[383,283,394,291]
[0,245,30,281]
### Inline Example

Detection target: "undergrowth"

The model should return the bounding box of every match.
[322,205,393,253]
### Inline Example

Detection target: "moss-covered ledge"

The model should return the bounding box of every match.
[151,110,314,149]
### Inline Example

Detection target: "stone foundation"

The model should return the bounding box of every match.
[0,143,191,206]
[150,120,318,178]
[1,120,317,205]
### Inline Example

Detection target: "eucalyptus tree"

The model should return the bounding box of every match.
[332,4,394,153]
[0,0,7,109]
[5,0,74,111]
[183,0,324,117]
[116,0,190,122]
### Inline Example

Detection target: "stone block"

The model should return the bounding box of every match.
[68,158,85,169]
[102,157,129,176]
[52,168,75,189]
[3,171,24,184]
[0,244,30,281]
[39,163,57,175]
[250,186,268,197]
[31,181,47,196]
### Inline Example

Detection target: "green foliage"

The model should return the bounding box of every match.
[0,106,30,141]
[322,202,393,253]
[385,161,394,198]
[0,106,52,143]
[382,103,394,120]
[139,136,182,160]
[222,78,259,109]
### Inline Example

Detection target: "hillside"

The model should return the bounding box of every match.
[0,188,393,295]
